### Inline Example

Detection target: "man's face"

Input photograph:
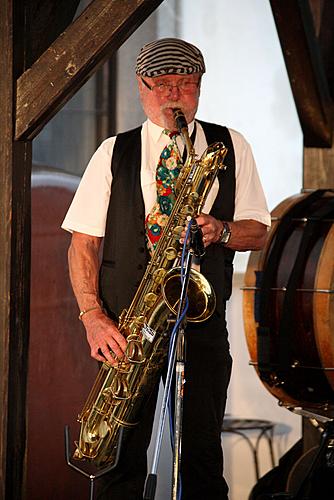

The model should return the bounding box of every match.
[137,73,202,130]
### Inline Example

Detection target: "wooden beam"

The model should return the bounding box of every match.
[6,142,32,500]
[270,0,333,147]
[0,1,32,498]
[0,0,12,493]
[303,145,334,188]
[308,0,334,100]
[15,0,164,141]
[23,0,81,70]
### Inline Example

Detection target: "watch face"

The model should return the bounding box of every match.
[221,232,230,244]
[220,223,231,244]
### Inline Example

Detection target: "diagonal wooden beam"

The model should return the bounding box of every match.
[270,0,333,147]
[15,0,164,141]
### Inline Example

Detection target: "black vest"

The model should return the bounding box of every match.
[99,121,236,319]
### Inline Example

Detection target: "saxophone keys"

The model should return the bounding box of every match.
[110,377,131,400]
[172,226,183,240]
[152,267,167,284]
[126,339,145,364]
[181,204,195,216]
[188,191,199,201]
[128,316,144,335]
[118,308,127,325]
[144,292,158,308]
[164,246,178,260]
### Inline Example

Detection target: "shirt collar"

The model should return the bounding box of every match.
[147,118,195,143]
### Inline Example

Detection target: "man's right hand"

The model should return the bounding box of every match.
[67,232,128,365]
[81,308,128,365]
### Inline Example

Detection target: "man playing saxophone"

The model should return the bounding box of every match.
[62,38,270,500]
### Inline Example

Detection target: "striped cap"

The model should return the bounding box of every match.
[136,38,206,77]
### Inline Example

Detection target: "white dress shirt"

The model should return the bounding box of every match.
[62,119,270,235]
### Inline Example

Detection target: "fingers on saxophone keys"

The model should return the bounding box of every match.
[107,350,119,367]
[94,347,108,363]
[96,343,123,365]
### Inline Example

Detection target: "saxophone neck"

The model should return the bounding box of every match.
[172,108,195,162]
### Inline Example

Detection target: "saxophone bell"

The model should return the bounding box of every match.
[162,267,216,322]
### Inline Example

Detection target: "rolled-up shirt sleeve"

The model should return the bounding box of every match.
[61,137,116,236]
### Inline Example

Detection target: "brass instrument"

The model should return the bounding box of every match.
[73,109,228,467]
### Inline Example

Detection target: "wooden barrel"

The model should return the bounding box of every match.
[243,190,334,410]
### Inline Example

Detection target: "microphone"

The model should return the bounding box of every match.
[190,219,205,258]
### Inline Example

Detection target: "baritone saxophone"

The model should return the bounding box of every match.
[72,108,228,467]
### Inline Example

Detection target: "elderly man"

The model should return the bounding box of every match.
[62,38,270,500]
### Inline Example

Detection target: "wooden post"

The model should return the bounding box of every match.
[0,1,32,498]
[303,146,334,189]
[0,1,12,494]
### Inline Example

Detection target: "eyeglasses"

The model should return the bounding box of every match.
[140,76,200,96]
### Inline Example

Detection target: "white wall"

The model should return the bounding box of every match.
[147,2,303,499]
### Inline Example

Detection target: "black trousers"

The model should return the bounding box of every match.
[96,312,232,500]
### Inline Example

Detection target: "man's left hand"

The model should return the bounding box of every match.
[181,214,268,251]
[180,214,222,248]
[195,214,224,247]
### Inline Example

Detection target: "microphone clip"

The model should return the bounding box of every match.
[189,219,205,258]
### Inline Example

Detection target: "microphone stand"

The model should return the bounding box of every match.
[144,219,205,500]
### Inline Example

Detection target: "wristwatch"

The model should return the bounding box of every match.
[219,221,231,245]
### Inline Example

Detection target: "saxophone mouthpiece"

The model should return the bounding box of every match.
[173,108,188,134]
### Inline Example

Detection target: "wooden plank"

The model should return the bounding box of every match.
[303,146,334,189]
[15,0,164,140]
[13,0,81,75]
[270,0,333,147]
[24,0,81,69]
[6,142,32,500]
[0,0,13,494]
[309,0,334,111]
[0,1,32,498]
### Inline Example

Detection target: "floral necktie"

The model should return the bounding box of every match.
[145,129,182,255]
